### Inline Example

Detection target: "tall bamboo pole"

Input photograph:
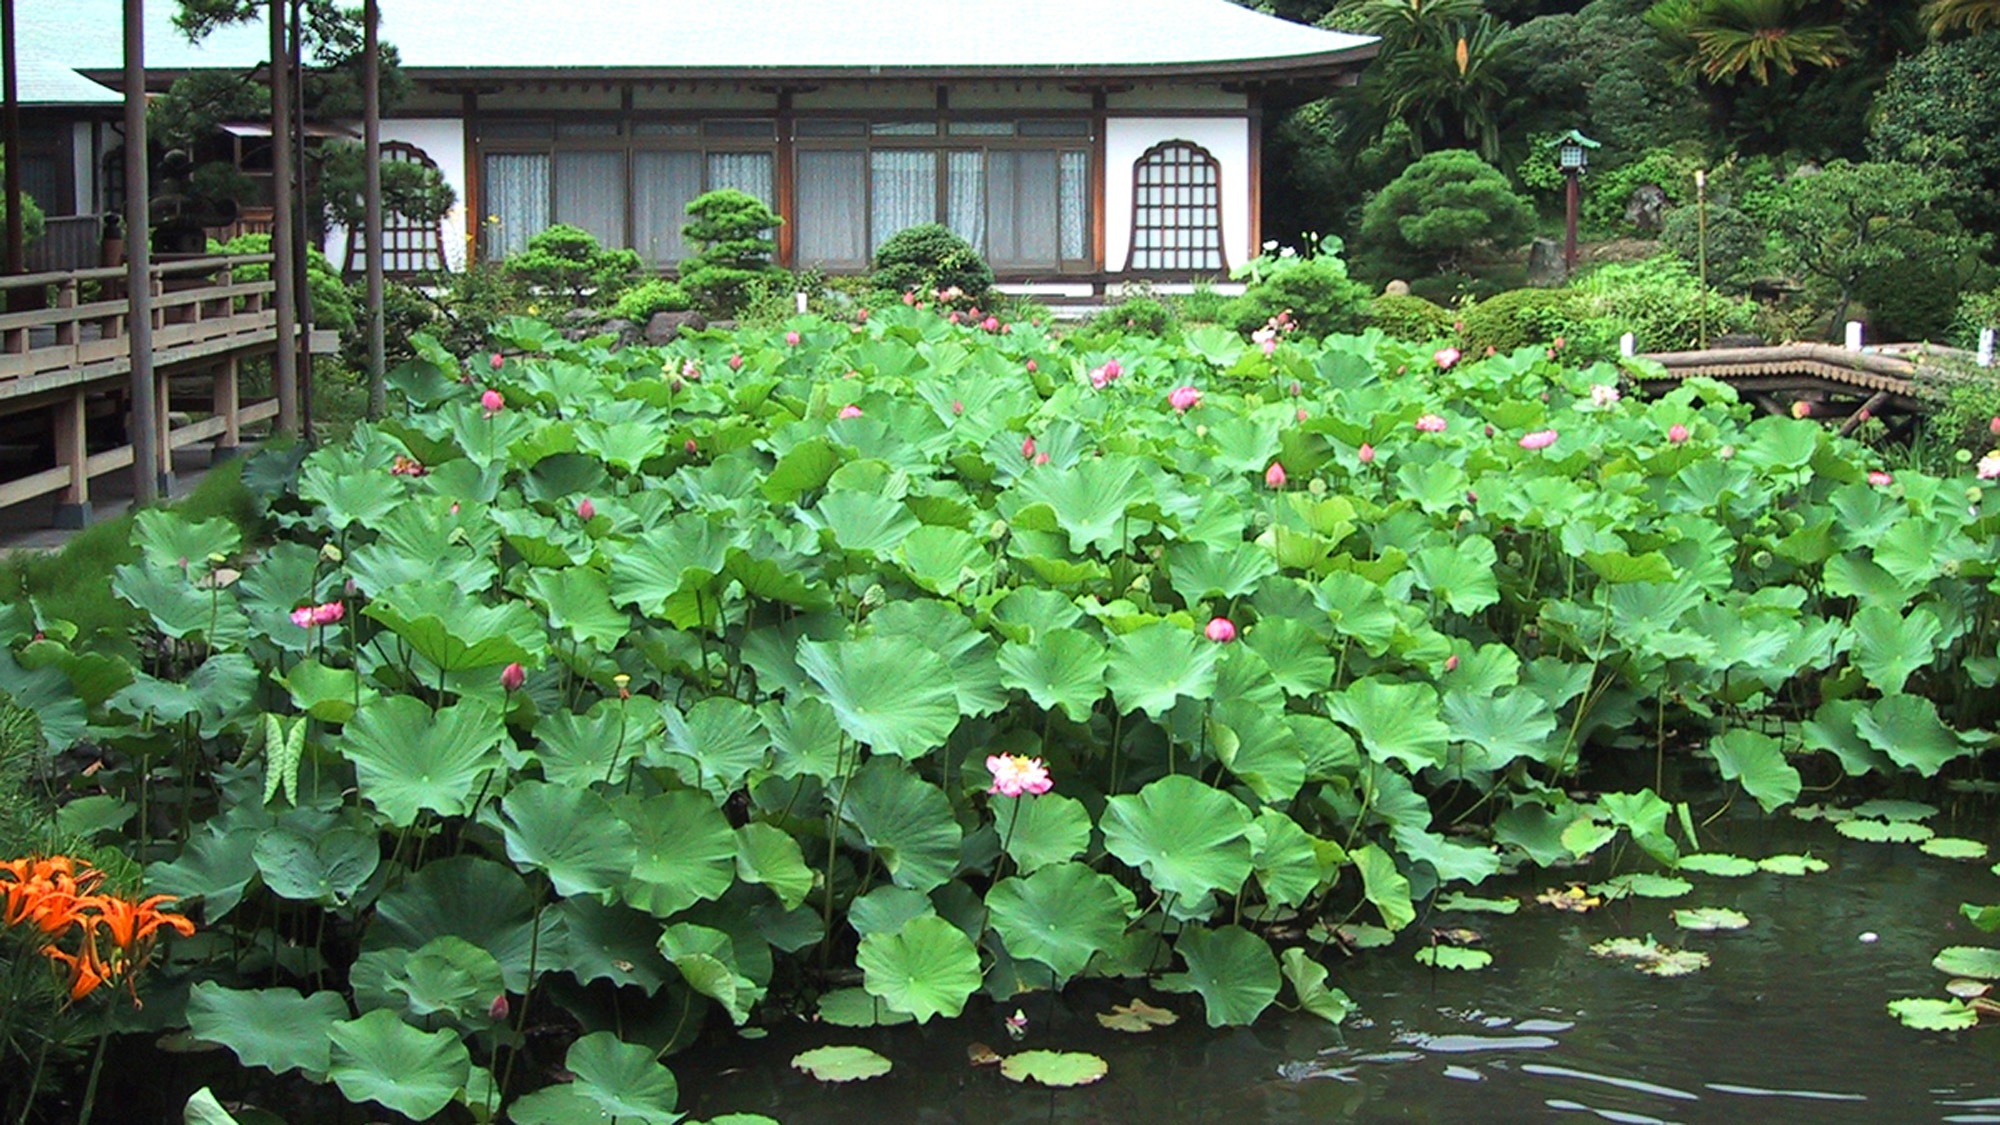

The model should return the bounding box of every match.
[269,0,299,433]
[364,0,386,418]
[124,0,159,505]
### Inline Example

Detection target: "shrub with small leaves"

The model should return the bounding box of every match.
[872,224,995,308]
[680,190,785,317]
[504,224,641,309]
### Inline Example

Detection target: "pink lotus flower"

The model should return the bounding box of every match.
[986,754,1053,797]
[291,601,344,629]
[1169,386,1203,413]
[1205,616,1237,643]
[1025,360,1037,372]
[952,399,965,415]
[490,353,504,370]
[1415,414,1447,433]
[1022,436,1037,460]
[1867,470,1893,487]
[1264,462,1287,489]
[838,405,863,419]
[785,331,801,346]
[1590,383,1621,408]
[1261,338,1277,357]
[488,995,510,1022]
[1980,452,2000,480]
[1034,452,1049,465]
[1102,359,1123,380]
[903,290,918,306]
[1296,407,1309,423]
[1519,429,1559,451]
[857,308,870,323]
[982,317,1000,332]
[289,606,315,629]
[1434,347,1461,369]
[1358,443,1375,464]
[729,354,744,371]
[577,498,596,521]
[1090,366,1112,389]
[1990,416,2000,436]
[685,438,699,453]
[480,389,504,417]
[1791,400,1812,419]
[500,662,526,692]
[681,360,701,381]
[1444,654,1459,672]
[1667,423,1690,444]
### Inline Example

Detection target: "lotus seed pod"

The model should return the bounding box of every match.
[1751,550,1773,569]
[1308,478,1328,496]
[989,518,1010,540]
[320,542,343,564]
[861,584,887,609]
[1251,509,1273,531]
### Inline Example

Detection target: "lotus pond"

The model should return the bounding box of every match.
[4,303,2000,1123]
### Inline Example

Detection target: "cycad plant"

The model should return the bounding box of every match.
[1645,0,1856,84]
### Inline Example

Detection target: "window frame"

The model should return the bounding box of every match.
[1126,138,1227,275]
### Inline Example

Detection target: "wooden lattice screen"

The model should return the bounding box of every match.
[342,141,450,276]
[1126,140,1224,273]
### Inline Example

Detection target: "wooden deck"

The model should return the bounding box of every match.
[0,255,329,525]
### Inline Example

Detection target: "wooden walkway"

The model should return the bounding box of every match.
[0,255,329,526]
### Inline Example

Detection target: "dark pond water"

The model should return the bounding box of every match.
[676,798,2000,1124]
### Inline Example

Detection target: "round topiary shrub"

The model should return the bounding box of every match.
[1095,296,1175,336]
[1368,294,1455,343]
[872,224,995,307]
[610,278,694,324]
[1458,288,1585,356]
[680,190,785,317]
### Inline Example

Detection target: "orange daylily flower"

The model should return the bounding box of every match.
[2,856,195,1006]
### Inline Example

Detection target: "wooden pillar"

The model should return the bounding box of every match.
[290,0,313,439]
[123,0,160,506]
[3,0,23,279]
[269,0,299,435]
[1091,89,1108,275]
[462,91,480,263]
[1246,88,1263,268]
[775,89,795,271]
[215,355,242,453]
[363,0,387,418]
[51,391,90,528]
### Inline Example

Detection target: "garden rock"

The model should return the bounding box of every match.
[646,310,709,344]
[1383,279,1411,296]
[1624,184,1668,232]
[1526,239,1567,288]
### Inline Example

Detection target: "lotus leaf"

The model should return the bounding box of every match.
[1097,998,1180,1033]
[1757,854,1830,876]
[857,915,982,1023]
[1415,946,1493,970]
[1837,819,1935,844]
[1934,947,2000,980]
[1673,907,1750,932]
[187,984,349,1080]
[1677,853,1758,877]
[327,1009,470,1121]
[1161,924,1282,1027]
[987,863,1136,986]
[1101,775,1253,904]
[999,1050,1110,1088]
[1921,837,1989,861]
[1887,997,1979,1031]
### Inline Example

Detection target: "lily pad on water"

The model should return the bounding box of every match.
[1435,893,1521,915]
[1677,853,1757,877]
[1673,907,1750,932]
[1589,873,1694,900]
[999,1050,1109,1088]
[1836,819,1935,844]
[1946,979,1993,999]
[1757,854,1830,876]
[792,1045,892,1083]
[1415,946,1493,971]
[1887,997,1979,1031]
[1589,937,1710,977]
[817,987,914,1028]
[1851,798,1938,822]
[1536,885,1603,913]
[1097,998,1179,1033]
[1920,837,1989,861]
[1933,947,2000,980]
[1316,922,1395,950]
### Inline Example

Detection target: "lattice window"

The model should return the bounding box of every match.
[344,142,450,276]
[1127,140,1224,273]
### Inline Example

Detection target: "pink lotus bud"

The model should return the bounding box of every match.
[982,317,1000,332]
[838,405,863,420]
[1519,429,1559,451]
[501,662,526,692]
[1022,436,1037,460]
[1444,654,1460,672]
[786,331,801,346]
[1034,452,1049,465]
[903,290,918,306]
[1868,470,1893,487]
[686,438,699,453]
[1289,381,1302,397]
[1416,414,1447,433]
[1990,416,2000,436]
[670,379,684,394]
[577,499,596,521]
[952,399,965,415]
[729,354,744,371]
[1025,360,1037,372]
[857,308,870,322]
[480,389,505,415]
[1265,462,1287,489]
[1296,408,1308,423]
[1483,424,1495,438]
[489,995,510,1021]
[949,312,962,324]
[1791,400,1812,419]
[1169,386,1203,413]
[1205,616,1237,643]
[1668,423,1690,444]
[490,353,505,370]
[1358,443,1375,464]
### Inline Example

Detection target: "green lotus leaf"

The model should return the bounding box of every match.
[1802,699,1896,776]
[725,548,834,611]
[362,580,546,672]
[1707,729,1801,813]
[857,914,982,1024]
[1673,907,1750,932]
[338,697,505,828]
[1963,904,2000,933]
[995,631,1107,723]
[186,983,349,1081]
[1412,536,1500,615]
[817,987,915,1027]
[1677,853,1758,877]
[1394,826,1501,886]
[1160,925,1281,1027]
[1851,798,1940,822]
[762,436,845,503]
[275,658,369,725]
[1101,775,1253,904]
[1837,818,1935,844]
[1934,946,2000,980]
[736,822,814,911]
[390,936,505,1022]
[488,781,636,898]
[1241,617,1337,698]
[575,418,669,471]
[1165,541,1279,603]
[299,451,403,530]
[1442,688,1559,771]
[1252,808,1339,908]
[1590,873,1694,900]
[1887,997,1979,1031]
[837,758,962,895]
[531,698,657,788]
[993,793,1092,874]
[897,525,990,596]
[606,514,733,617]
[562,1031,681,1124]
[111,563,251,646]
[999,1050,1109,1088]
[1008,453,1149,554]
[791,1045,892,1083]
[1415,946,1493,970]
[1435,893,1521,915]
[1847,604,1943,695]
[1280,948,1356,1025]
[1353,843,1416,931]
[133,509,242,577]
[659,695,769,797]
[367,856,554,992]
[1326,676,1451,771]
[809,490,922,557]
[1855,694,1975,778]
[764,694,845,780]
[869,599,1009,718]
[1757,854,1829,876]
[1589,936,1709,976]
[986,863,1136,987]
[1922,837,1990,861]
[251,825,378,907]
[615,790,737,917]
[659,923,762,1025]
[847,886,932,939]
[1105,620,1219,720]
[1580,549,1677,584]
[1314,571,1401,655]
[144,817,263,920]
[327,1009,470,1122]
[522,566,631,652]
[555,897,673,993]
[798,634,960,760]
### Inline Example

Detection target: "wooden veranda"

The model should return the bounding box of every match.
[0,254,331,525]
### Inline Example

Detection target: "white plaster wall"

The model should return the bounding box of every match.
[1104,116,1253,274]
[71,123,98,213]
[323,118,469,271]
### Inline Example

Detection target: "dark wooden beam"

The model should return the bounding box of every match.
[269,0,299,434]
[3,0,22,278]
[363,0,385,418]
[124,0,159,505]
[1838,391,1891,438]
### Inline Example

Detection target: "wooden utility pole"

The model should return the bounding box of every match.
[3,0,24,280]
[124,0,160,505]
[364,0,386,418]
[269,0,299,434]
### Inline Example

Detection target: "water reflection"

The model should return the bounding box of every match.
[676,807,2000,1124]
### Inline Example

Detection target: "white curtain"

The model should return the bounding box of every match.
[633,151,703,268]
[870,150,936,252]
[1060,151,1089,262]
[988,150,1059,268]
[554,151,627,250]
[946,152,985,254]
[708,153,775,206]
[797,150,867,266]
[483,153,549,259]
